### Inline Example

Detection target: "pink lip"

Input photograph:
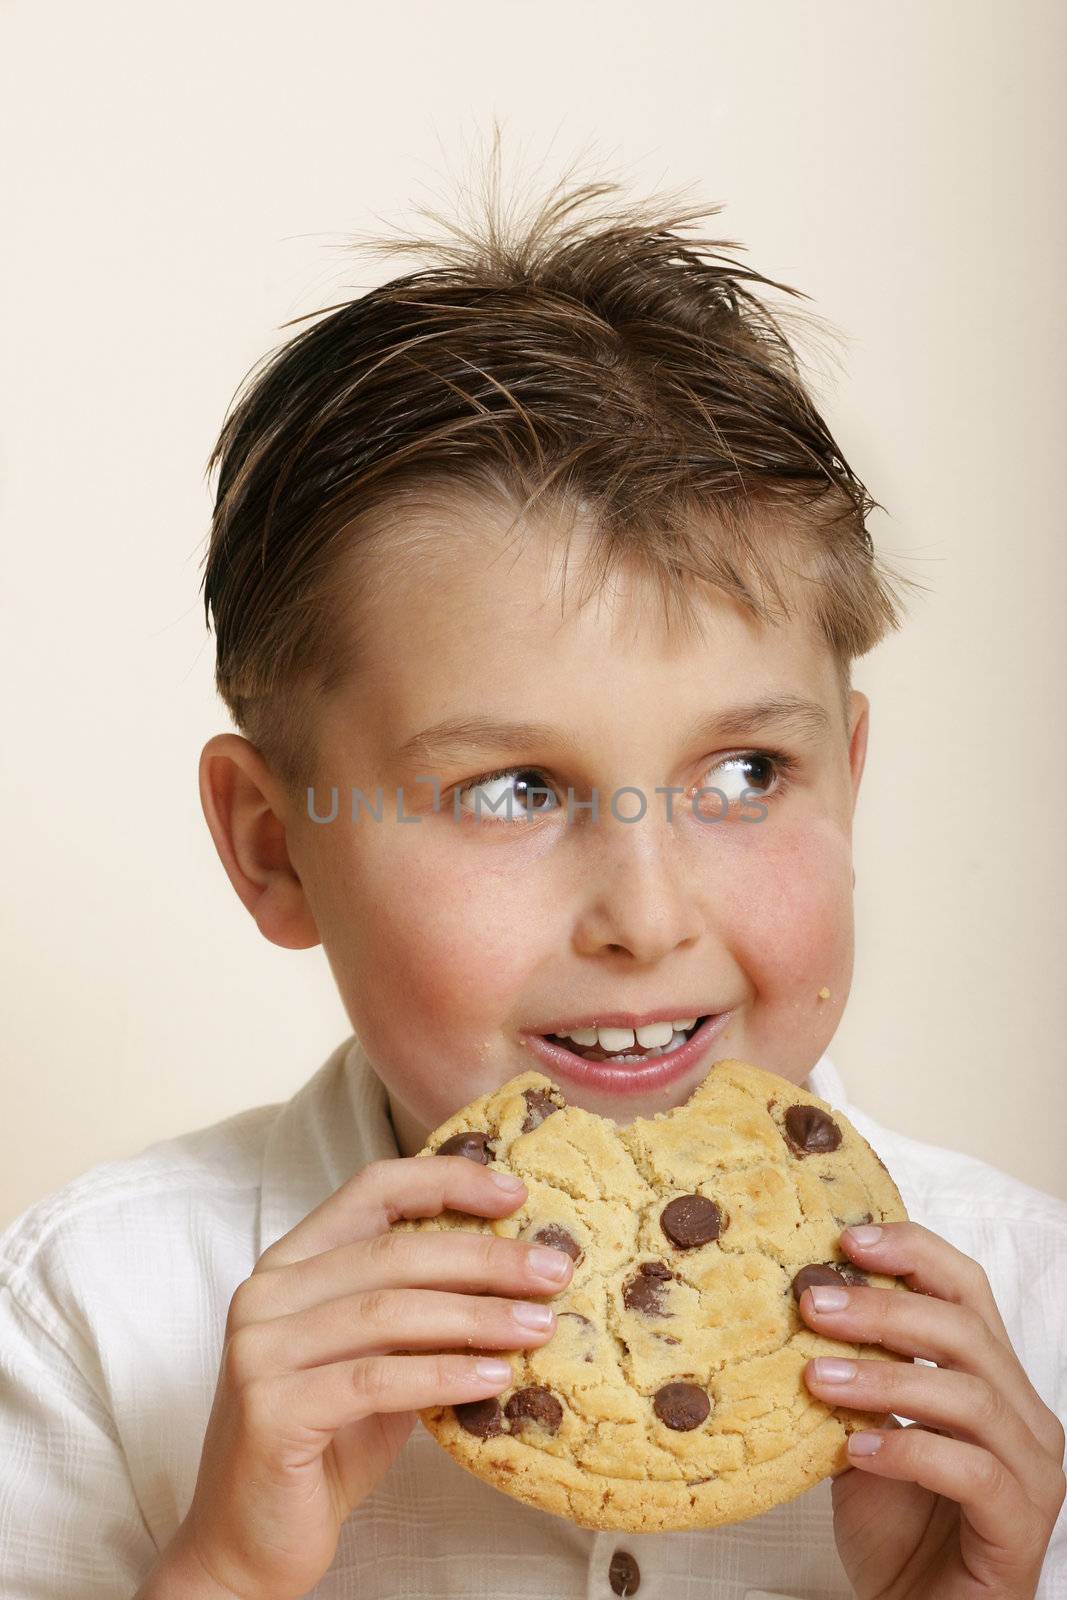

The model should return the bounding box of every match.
[518,1012,734,1096]
[530,1005,715,1034]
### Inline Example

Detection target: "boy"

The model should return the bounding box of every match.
[2,171,1065,1600]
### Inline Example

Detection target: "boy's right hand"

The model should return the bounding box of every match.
[158,1156,571,1600]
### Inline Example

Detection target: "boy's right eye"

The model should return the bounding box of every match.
[456,767,559,823]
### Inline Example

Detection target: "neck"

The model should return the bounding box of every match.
[385,1091,429,1160]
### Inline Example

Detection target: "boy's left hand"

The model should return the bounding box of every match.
[800,1220,1066,1599]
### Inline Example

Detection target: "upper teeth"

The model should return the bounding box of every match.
[559,1018,699,1050]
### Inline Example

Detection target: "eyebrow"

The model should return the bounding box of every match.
[394,694,834,767]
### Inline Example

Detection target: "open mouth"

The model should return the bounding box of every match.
[520,1013,733,1095]
[541,1017,709,1065]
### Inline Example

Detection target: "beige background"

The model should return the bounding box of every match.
[2,0,1064,1228]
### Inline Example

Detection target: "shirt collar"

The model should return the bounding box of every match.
[803,1048,849,1109]
[258,1035,851,1258]
[258,1033,399,1257]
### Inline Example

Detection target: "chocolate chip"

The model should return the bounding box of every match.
[504,1384,563,1435]
[532,1223,583,1263]
[790,1263,847,1302]
[832,1207,875,1228]
[521,1087,562,1134]
[436,1130,494,1163]
[454,1396,505,1437]
[622,1260,675,1315]
[652,1381,711,1431]
[783,1103,842,1156]
[653,1333,681,1344]
[609,1550,641,1596]
[660,1194,723,1248]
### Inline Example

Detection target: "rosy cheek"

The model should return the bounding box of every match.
[729,825,857,1036]
[360,848,537,1028]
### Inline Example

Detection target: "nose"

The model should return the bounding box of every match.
[570,803,705,964]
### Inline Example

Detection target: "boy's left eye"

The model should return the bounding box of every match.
[453,749,797,823]
[713,750,791,797]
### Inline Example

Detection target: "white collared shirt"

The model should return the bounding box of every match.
[2,1037,1066,1599]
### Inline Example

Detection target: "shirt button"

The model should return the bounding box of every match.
[609,1549,640,1595]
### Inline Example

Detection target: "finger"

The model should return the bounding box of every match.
[805,1357,1055,1511]
[820,1221,1061,1459]
[245,1349,517,1441]
[258,1155,528,1269]
[829,1411,903,1479]
[226,1285,561,1382]
[841,1422,1047,1576]
[799,1276,1051,1455]
[837,1220,1012,1348]
[235,1228,574,1323]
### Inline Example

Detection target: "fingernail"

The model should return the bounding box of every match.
[846,1224,883,1247]
[528,1247,571,1281]
[810,1358,857,1383]
[808,1285,849,1312]
[512,1301,554,1329]
[848,1430,884,1456]
[490,1171,526,1192]
[474,1358,512,1382]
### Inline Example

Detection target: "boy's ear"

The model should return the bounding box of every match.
[198,733,322,951]
[846,691,870,814]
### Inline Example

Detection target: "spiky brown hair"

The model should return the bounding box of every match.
[200,137,923,799]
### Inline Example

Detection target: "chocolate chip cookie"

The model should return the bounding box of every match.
[390,1058,910,1531]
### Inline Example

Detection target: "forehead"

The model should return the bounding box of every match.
[336,492,842,736]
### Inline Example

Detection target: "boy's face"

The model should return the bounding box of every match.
[203,502,868,1158]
